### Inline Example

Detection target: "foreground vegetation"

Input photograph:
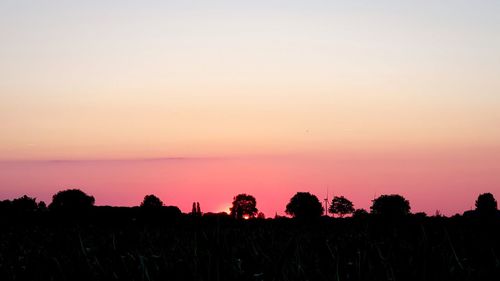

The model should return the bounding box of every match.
[1,210,499,281]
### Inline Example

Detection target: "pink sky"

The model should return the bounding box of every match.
[1,148,499,216]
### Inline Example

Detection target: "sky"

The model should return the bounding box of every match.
[1,1,500,216]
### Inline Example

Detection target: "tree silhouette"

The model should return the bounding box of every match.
[12,195,38,212]
[230,194,258,219]
[475,193,497,214]
[191,202,202,216]
[49,189,95,211]
[0,199,12,211]
[140,194,163,208]
[328,196,354,218]
[414,212,428,219]
[352,208,369,218]
[370,194,410,218]
[434,210,443,217]
[285,192,323,219]
[38,201,47,211]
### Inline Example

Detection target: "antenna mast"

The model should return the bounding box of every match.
[324,185,329,216]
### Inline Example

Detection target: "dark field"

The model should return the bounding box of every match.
[1,212,500,281]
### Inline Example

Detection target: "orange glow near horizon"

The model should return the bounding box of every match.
[217,204,232,215]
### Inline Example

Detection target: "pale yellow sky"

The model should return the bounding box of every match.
[1,1,499,160]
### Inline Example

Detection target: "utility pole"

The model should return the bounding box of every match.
[324,186,329,216]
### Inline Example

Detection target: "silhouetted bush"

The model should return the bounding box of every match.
[140,194,163,208]
[230,194,258,219]
[414,212,428,219]
[329,196,354,218]
[202,212,232,224]
[11,195,38,212]
[464,193,500,219]
[285,192,323,219]
[370,194,411,218]
[161,206,182,219]
[49,189,95,211]
[352,208,369,219]
[203,212,231,219]
[0,199,12,213]
[37,201,47,211]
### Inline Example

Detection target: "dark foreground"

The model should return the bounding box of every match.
[1,211,500,281]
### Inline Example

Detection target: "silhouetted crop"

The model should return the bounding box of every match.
[1,190,500,280]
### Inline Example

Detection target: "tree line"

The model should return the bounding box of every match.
[1,189,498,220]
